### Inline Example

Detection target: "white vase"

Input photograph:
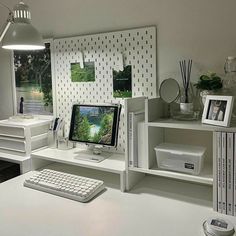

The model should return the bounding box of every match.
[200,90,211,106]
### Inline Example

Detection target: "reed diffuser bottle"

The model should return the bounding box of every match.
[180,87,193,113]
[179,59,193,114]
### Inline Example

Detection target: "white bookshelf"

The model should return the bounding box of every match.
[125,97,218,192]
[124,97,236,213]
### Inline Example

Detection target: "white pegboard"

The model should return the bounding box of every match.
[53,26,157,153]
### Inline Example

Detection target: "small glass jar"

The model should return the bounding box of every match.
[180,88,193,114]
[172,87,200,121]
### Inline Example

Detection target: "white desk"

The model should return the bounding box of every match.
[0,163,236,236]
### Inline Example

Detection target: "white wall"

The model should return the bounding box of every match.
[0,0,236,116]
[31,0,236,80]
[0,49,14,119]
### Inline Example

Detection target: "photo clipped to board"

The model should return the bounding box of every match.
[202,95,234,127]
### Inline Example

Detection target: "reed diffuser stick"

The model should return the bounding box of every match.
[179,59,192,103]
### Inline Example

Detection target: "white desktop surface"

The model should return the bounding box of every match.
[0,170,236,236]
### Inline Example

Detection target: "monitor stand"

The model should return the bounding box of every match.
[74,145,112,163]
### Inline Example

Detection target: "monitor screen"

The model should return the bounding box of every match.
[69,104,121,146]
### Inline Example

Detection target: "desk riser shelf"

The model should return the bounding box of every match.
[31,148,126,192]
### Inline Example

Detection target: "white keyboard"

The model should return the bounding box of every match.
[24,169,105,202]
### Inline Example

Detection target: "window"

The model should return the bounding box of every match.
[14,42,53,115]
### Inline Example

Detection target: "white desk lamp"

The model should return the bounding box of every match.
[0,1,45,50]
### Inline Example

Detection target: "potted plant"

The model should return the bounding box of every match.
[194,72,223,105]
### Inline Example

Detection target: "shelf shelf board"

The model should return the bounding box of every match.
[32,147,125,175]
[148,119,236,131]
[129,164,213,185]
[0,151,30,163]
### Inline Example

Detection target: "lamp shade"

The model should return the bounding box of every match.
[2,23,45,50]
[1,1,45,50]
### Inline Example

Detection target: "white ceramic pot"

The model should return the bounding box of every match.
[200,90,211,105]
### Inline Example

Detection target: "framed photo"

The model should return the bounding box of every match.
[202,95,234,127]
[70,62,95,82]
[113,65,132,98]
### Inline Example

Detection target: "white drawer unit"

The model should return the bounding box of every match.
[0,118,51,157]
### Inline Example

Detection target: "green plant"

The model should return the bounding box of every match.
[194,72,223,90]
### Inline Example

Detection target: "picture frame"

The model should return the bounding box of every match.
[202,95,234,127]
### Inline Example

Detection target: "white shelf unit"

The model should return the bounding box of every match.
[125,97,236,194]
[142,124,214,185]
[0,118,51,173]
[31,147,126,191]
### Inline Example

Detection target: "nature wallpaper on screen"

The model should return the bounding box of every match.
[72,106,115,144]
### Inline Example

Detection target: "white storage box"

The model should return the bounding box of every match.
[0,118,51,156]
[154,143,206,175]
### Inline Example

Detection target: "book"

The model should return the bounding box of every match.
[221,132,227,214]
[227,132,234,215]
[234,132,236,216]
[216,132,222,213]
[128,111,145,167]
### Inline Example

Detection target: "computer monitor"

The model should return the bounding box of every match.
[69,103,121,162]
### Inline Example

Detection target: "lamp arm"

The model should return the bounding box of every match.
[0,3,14,43]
